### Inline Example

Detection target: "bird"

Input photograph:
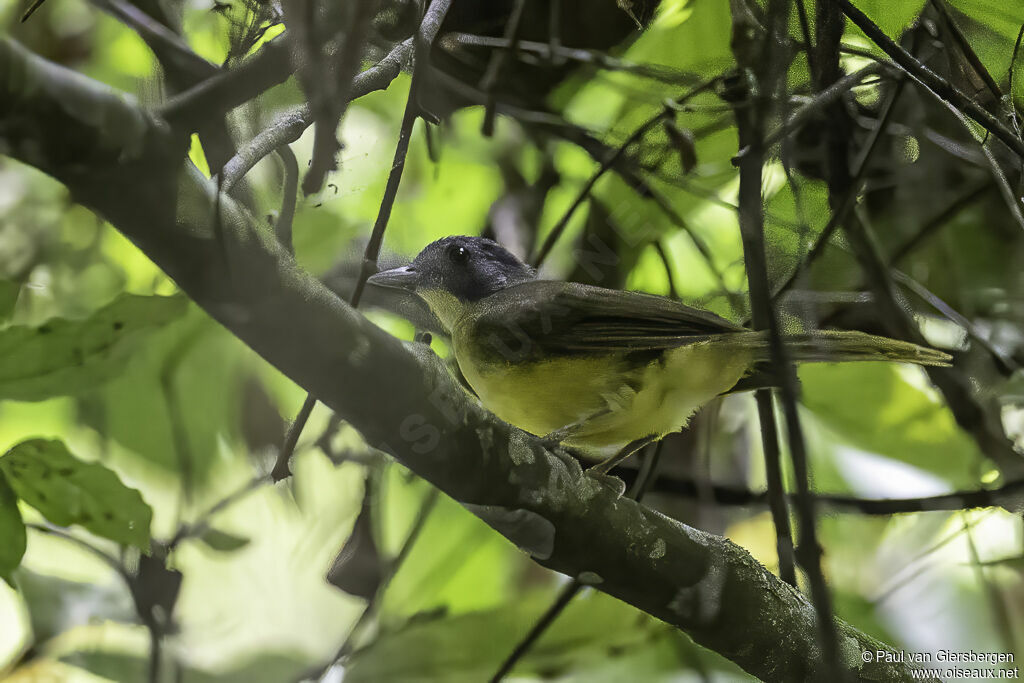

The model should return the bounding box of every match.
[368,235,951,481]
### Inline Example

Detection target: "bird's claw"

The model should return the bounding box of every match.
[585,470,627,498]
[540,427,571,451]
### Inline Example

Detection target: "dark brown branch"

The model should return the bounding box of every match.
[842,207,1024,478]
[160,35,294,133]
[794,0,816,80]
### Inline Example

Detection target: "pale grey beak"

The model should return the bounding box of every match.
[367,265,419,291]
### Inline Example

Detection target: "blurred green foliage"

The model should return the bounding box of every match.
[1,0,1024,680]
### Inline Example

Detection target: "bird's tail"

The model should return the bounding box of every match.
[744,330,951,366]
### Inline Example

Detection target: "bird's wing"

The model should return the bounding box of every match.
[468,281,745,359]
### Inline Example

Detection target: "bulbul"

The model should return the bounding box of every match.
[368,236,950,477]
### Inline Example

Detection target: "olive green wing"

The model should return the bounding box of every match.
[468,281,744,361]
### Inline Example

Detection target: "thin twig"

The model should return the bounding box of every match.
[962,514,1018,652]
[315,486,441,681]
[653,240,680,299]
[220,108,310,193]
[218,39,413,193]
[92,0,215,80]
[1009,26,1024,132]
[547,0,562,65]
[303,0,376,195]
[275,144,299,254]
[160,35,293,132]
[488,443,665,681]
[27,523,163,682]
[793,0,816,80]
[733,0,843,674]
[888,182,990,264]
[26,523,127,578]
[871,512,992,604]
[943,103,1024,233]
[20,0,47,22]
[160,327,205,515]
[479,0,528,136]
[614,470,1024,515]
[744,63,889,156]
[929,0,1002,104]
[755,390,796,586]
[350,1,453,307]
[772,71,908,302]
[444,32,701,86]
[737,122,842,670]
[891,268,1018,373]
[833,0,1024,159]
[271,0,452,481]
[489,580,582,683]
[531,77,721,267]
[167,473,269,549]
[271,393,317,481]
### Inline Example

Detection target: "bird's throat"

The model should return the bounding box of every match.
[416,287,470,333]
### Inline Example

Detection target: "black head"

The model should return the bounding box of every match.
[368,236,536,302]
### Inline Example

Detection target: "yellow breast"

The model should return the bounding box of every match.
[453,327,754,458]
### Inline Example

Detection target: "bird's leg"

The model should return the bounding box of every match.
[539,407,613,450]
[585,435,659,497]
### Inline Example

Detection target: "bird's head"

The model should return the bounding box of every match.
[367,236,536,330]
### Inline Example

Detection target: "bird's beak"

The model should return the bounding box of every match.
[367,265,419,291]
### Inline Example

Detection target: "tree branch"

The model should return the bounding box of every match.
[160,35,294,133]
[0,37,935,683]
[217,39,413,193]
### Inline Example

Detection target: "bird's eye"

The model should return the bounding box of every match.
[447,245,470,265]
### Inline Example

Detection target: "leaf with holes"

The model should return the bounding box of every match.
[0,439,152,550]
[0,293,187,401]
[0,472,26,586]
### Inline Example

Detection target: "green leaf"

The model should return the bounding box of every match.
[0,472,26,586]
[0,293,187,401]
[0,278,19,322]
[0,439,152,550]
[800,363,980,485]
[348,591,664,683]
[853,0,928,39]
[198,528,251,552]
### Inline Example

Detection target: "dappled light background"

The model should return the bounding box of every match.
[1,0,1024,680]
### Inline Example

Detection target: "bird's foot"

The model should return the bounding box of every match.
[585,469,627,498]
[540,426,574,451]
